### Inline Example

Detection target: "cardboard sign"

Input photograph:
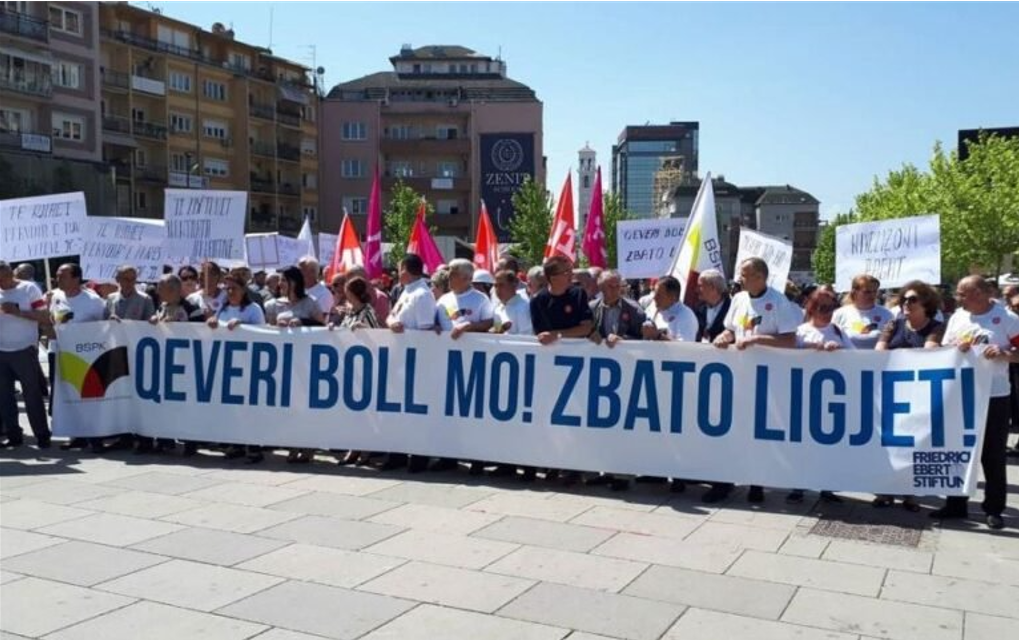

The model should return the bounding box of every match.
[81,217,166,282]
[836,215,940,290]
[735,228,793,290]
[0,192,86,261]
[616,218,687,279]
[164,189,247,265]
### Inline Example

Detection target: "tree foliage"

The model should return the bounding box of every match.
[508,176,554,267]
[602,191,635,269]
[383,180,432,267]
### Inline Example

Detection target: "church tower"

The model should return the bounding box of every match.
[577,143,597,234]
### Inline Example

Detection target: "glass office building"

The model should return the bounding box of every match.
[611,122,699,218]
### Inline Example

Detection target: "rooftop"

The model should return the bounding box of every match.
[327,72,538,102]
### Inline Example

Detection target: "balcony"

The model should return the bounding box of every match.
[277,183,299,197]
[101,28,204,62]
[277,143,300,162]
[0,130,51,153]
[249,102,275,120]
[132,120,168,140]
[251,140,275,157]
[131,74,166,96]
[135,165,167,183]
[382,173,470,193]
[381,136,470,154]
[109,161,132,180]
[103,115,132,134]
[101,69,130,90]
[0,10,48,42]
[251,177,275,193]
[0,73,52,98]
[276,106,301,127]
[168,171,208,188]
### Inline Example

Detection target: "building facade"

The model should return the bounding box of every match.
[321,45,543,251]
[611,121,698,218]
[576,143,596,234]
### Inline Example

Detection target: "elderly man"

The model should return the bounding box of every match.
[0,261,50,449]
[933,276,1019,529]
[714,257,802,503]
[297,257,333,316]
[187,261,226,317]
[526,266,547,298]
[572,268,599,301]
[492,270,533,335]
[694,269,731,344]
[590,269,645,346]
[106,265,155,321]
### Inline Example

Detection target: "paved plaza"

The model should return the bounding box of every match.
[1,421,1017,640]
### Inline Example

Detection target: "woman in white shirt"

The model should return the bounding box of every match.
[832,275,893,350]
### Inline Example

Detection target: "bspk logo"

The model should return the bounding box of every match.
[60,345,130,399]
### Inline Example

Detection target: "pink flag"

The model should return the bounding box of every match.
[581,166,607,267]
[406,200,445,274]
[364,164,383,279]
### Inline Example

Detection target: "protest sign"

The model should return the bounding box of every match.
[245,234,281,270]
[616,218,686,279]
[276,234,313,268]
[164,189,247,265]
[0,192,86,261]
[81,217,166,282]
[318,233,338,270]
[735,228,793,290]
[836,215,940,291]
[54,322,994,495]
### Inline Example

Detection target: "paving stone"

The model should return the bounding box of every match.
[1,478,127,505]
[201,467,314,486]
[365,481,494,508]
[932,552,1019,586]
[359,560,535,612]
[727,550,886,596]
[0,499,93,530]
[783,587,963,640]
[259,515,403,550]
[563,634,620,640]
[365,528,518,569]
[0,571,24,585]
[486,545,646,592]
[708,506,808,530]
[218,580,415,640]
[238,543,405,589]
[545,490,663,513]
[964,613,1013,639]
[593,532,742,574]
[104,471,225,495]
[466,493,593,522]
[75,490,206,519]
[96,558,284,612]
[499,581,685,640]
[36,512,185,547]
[160,503,302,534]
[822,540,933,573]
[268,491,402,520]
[277,473,403,497]
[181,481,311,508]
[665,607,857,640]
[3,540,167,586]
[778,534,830,558]
[363,603,568,640]
[130,527,290,566]
[0,528,64,559]
[0,474,52,490]
[367,503,502,535]
[571,506,702,539]
[42,600,267,640]
[683,521,790,552]
[881,569,1019,618]
[0,577,134,637]
[249,631,332,640]
[473,516,616,553]
[624,564,796,620]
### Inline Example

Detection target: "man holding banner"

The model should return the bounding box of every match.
[0,261,50,449]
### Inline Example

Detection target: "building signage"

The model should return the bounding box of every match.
[480,133,535,242]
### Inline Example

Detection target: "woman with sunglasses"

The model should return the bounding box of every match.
[872,280,945,511]
[177,265,200,297]
[833,274,894,350]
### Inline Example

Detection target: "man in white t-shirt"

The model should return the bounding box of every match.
[492,269,532,335]
[186,261,227,318]
[299,257,333,316]
[437,259,494,338]
[0,261,50,448]
[933,276,1019,529]
[642,276,699,342]
[714,257,801,504]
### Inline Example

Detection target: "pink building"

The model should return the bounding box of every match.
[321,45,543,254]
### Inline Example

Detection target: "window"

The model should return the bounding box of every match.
[203,158,229,178]
[436,199,458,215]
[583,175,590,189]
[302,206,317,221]
[4,2,29,13]
[390,161,413,177]
[341,122,366,140]
[300,138,316,156]
[51,112,84,141]
[388,124,412,140]
[170,153,189,172]
[341,159,363,178]
[302,173,317,189]
[228,52,250,71]
[202,119,228,139]
[168,71,192,93]
[436,125,458,140]
[169,113,192,134]
[301,104,315,122]
[202,79,227,101]
[437,162,458,178]
[48,5,82,36]
[156,25,190,49]
[136,191,147,211]
[0,107,29,133]
[54,61,82,89]
[134,148,147,167]
[342,197,368,214]
[412,64,421,73]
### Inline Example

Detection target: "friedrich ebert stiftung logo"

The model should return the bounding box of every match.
[59,342,130,400]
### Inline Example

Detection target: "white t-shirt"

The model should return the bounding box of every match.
[796,322,856,350]
[387,278,436,330]
[724,287,802,339]
[645,301,699,341]
[307,282,333,315]
[493,294,533,335]
[187,289,227,316]
[832,304,894,350]
[216,303,266,326]
[943,303,1019,397]
[437,289,494,331]
[0,280,46,351]
[49,288,106,352]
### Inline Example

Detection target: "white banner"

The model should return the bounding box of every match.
[836,215,941,291]
[0,192,86,261]
[53,322,994,495]
[276,235,312,268]
[735,228,793,290]
[245,234,281,270]
[318,233,338,270]
[616,219,687,279]
[164,189,247,265]
[81,217,166,283]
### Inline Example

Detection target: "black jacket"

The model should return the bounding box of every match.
[694,296,731,343]
[590,297,646,339]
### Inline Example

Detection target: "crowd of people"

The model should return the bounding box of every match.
[2,254,1018,529]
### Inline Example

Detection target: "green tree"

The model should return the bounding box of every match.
[602,192,634,268]
[508,176,553,267]
[383,180,432,267]
[812,212,856,284]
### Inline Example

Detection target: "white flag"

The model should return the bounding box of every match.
[667,172,725,306]
[297,216,316,260]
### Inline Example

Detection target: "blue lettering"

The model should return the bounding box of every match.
[661,361,695,433]
[698,363,733,437]
[280,343,293,408]
[918,368,954,447]
[809,368,846,445]
[375,347,401,413]
[754,365,783,441]
[551,356,583,427]
[135,337,161,403]
[587,357,621,428]
[193,340,221,403]
[163,338,188,403]
[221,341,247,406]
[309,344,338,409]
[625,360,661,432]
[489,352,519,422]
[403,348,427,415]
[789,368,803,442]
[850,370,874,446]
[445,351,485,418]
[343,346,372,411]
[881,370,915,447]
[249,342,279,407]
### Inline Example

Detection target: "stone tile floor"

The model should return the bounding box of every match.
[1,428,1017,640]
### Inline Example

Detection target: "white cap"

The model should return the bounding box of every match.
[472,269,495,285]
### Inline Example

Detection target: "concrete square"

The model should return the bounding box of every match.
[932,552,1019,586]
[359,560,535,612]
[1,478,126,505]
[709,506,808,530]
[0,499,93,530]
[486,545,646,592]
[277,473,402,497]
[665,607,857,640]
[571,506,702,539]
[366,503,501,535]
[43,600,267,640]
[36,512,185,547]
[161,503,302,534]
[466,494,592,522]
[684,521,790,553]
[3,540,167,586]
[0,570,24,585]
[881,569,1019,619]
[181,481,310,507]
[104,471,225,495]
[365,481,493,508]
[364,528,518,569]
[268,491,402,520]
[822,539,933,574]
[473,516,615,553]
[964,613,1013,639]
[783,587,963,640]
[593,532,742,574]
[131,527,291,566]
[259,515,403,550]
[362,603,568,640]
[76,490,207,518]
[96,558,284,612]
[728,550,886,597]
[778,534,830,559]
[0,577,134,637]
[0,527,66,559]
[237,543,405,588]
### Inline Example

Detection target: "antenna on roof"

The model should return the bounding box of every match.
[268,4,274,50]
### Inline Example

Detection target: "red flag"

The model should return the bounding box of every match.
[324,212,364,281]
[406,200,445,274]
[544,173,576,262]
[581,167,607,268]
[473,199,500,272]
[364,164,384,279]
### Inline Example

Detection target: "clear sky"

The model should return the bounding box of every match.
[146,1,1019,219]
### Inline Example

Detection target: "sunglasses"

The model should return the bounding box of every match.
[180,274,197,281]
[816,305,835,313]
[902,295,920,305]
